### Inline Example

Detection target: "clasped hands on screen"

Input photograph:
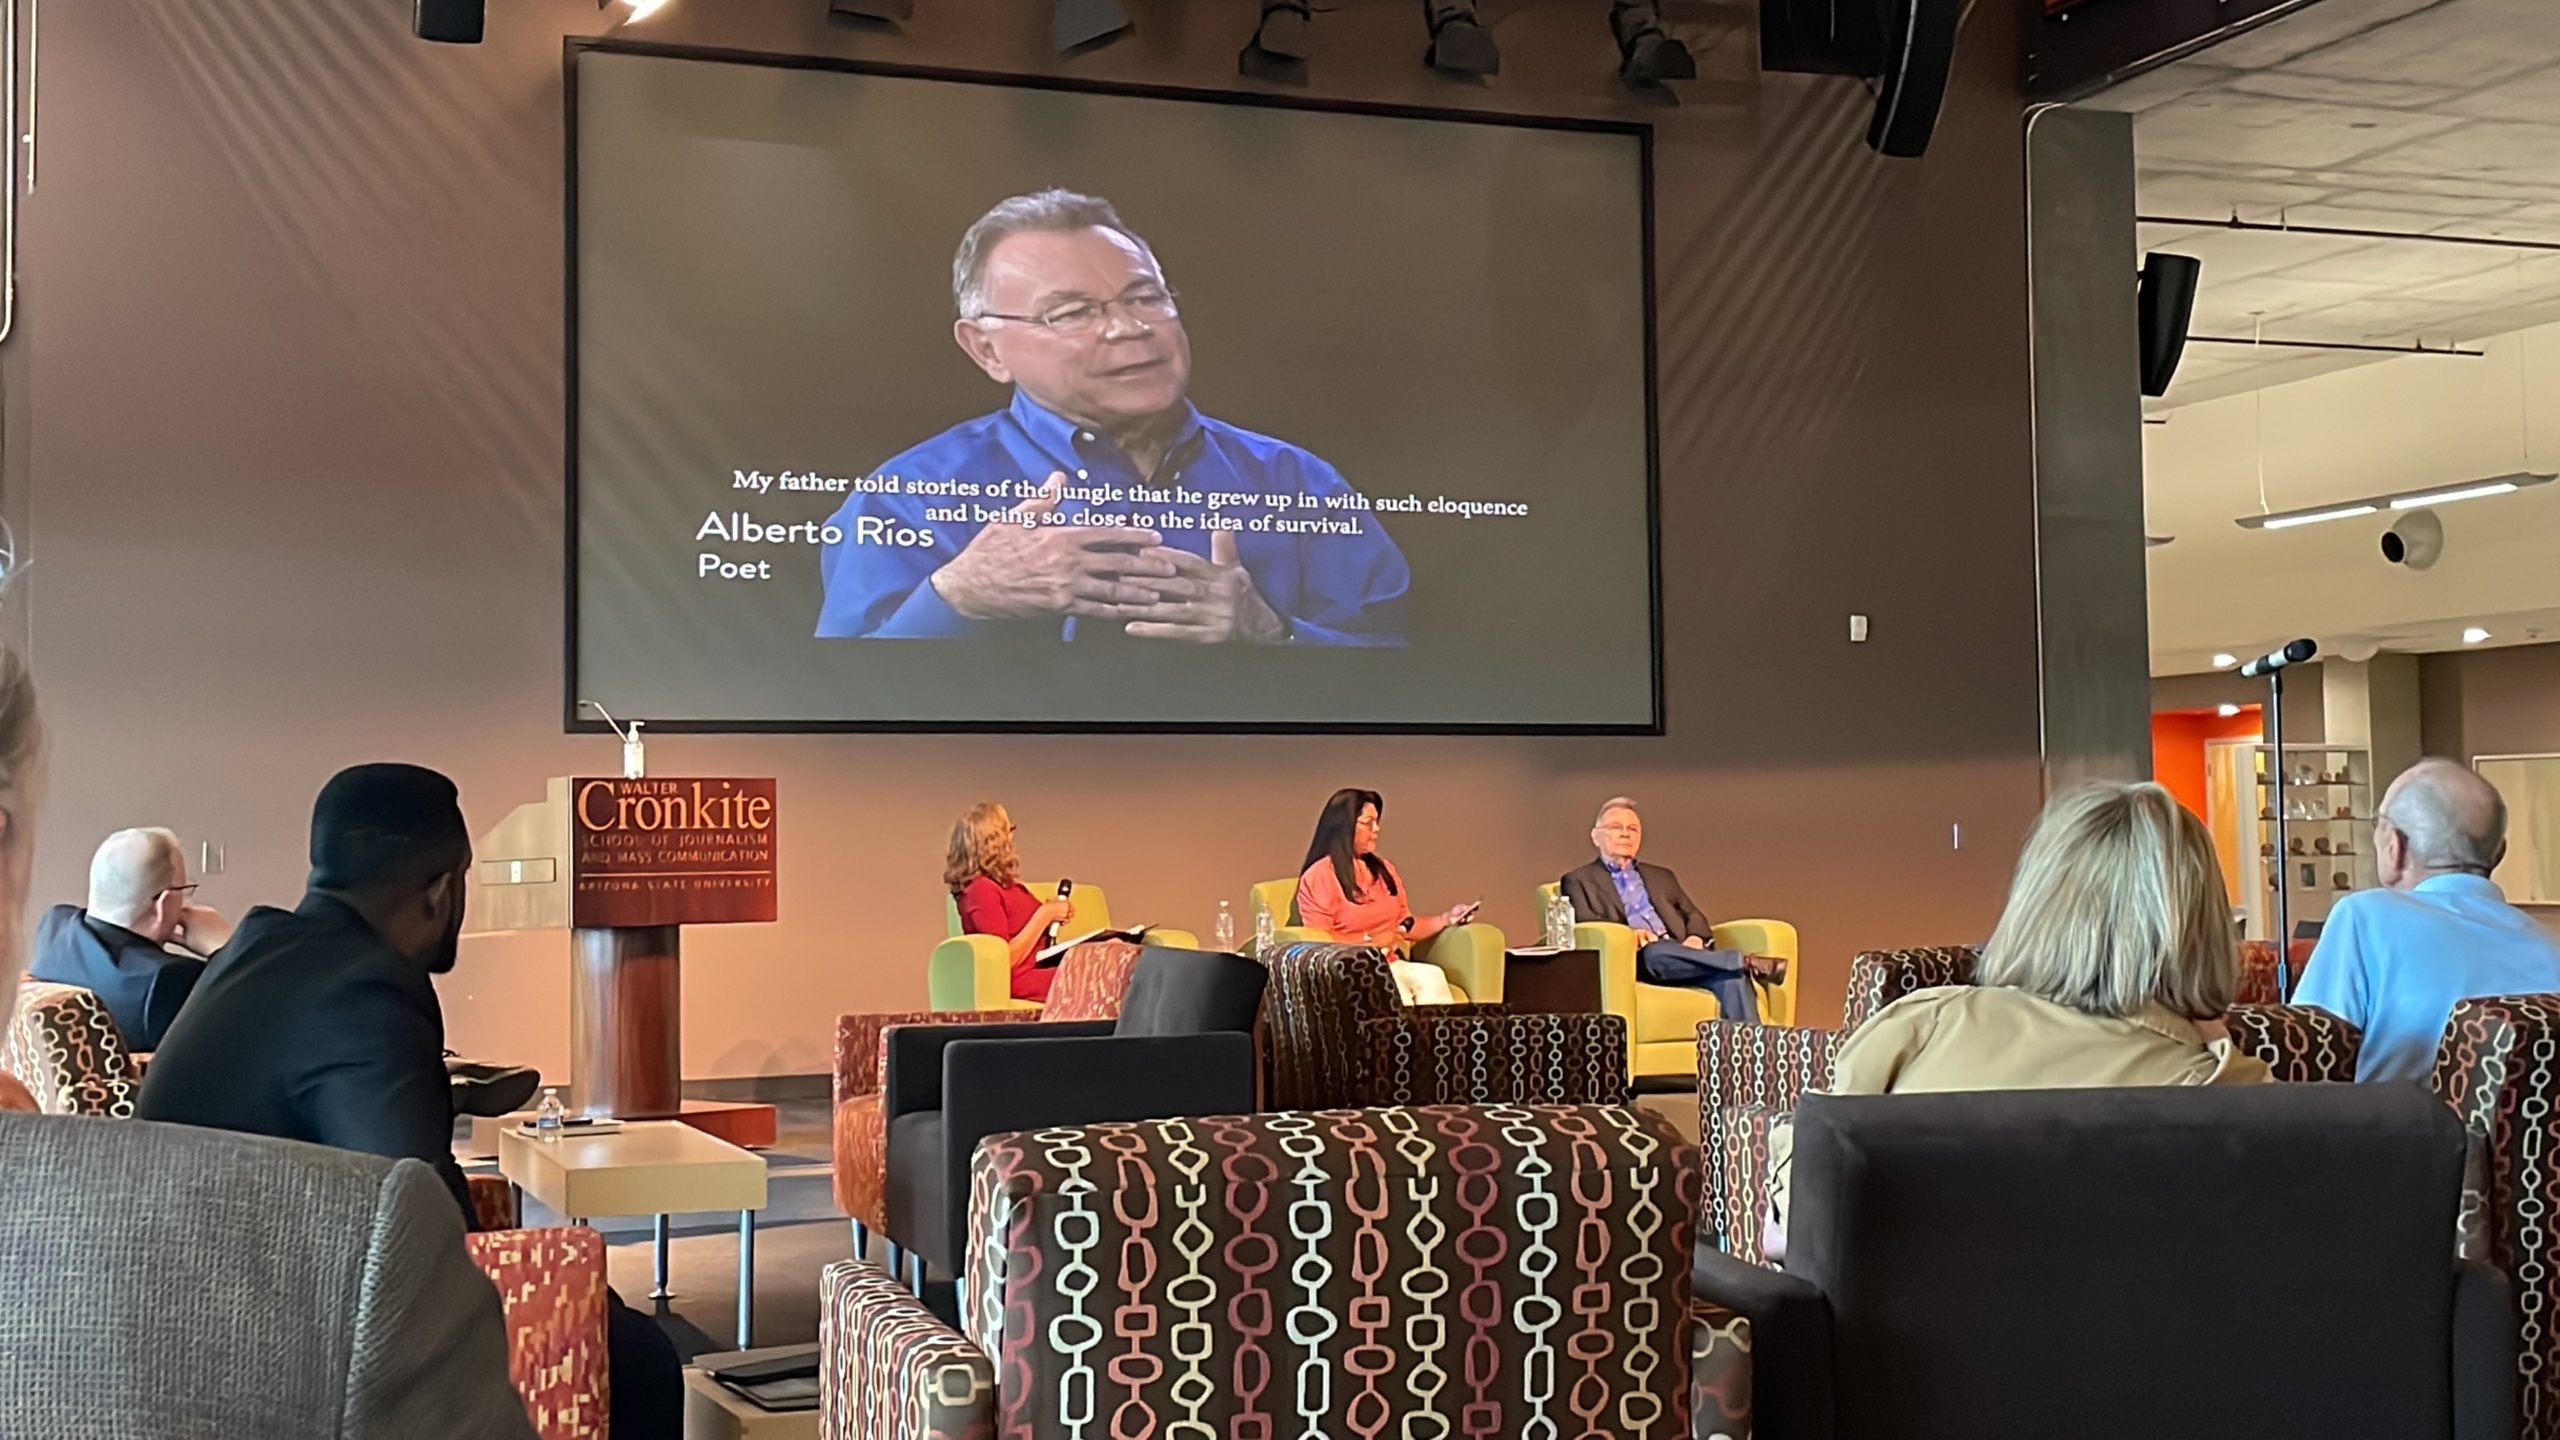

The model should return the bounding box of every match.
[927,472,1285,643]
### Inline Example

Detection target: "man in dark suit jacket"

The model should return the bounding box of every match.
[137,763,683,1439]
[30,827,231,1051]
[1561,796,1768,1022]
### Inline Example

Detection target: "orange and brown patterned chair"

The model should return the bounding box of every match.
[2434,992,2560,1440]
[1839,945,1982,1028]
[1261,940,1510,1110]
[4,979,145,1118]
[1694,947,1976,1260]
[822,1104,1711,1440]
[1366,1009,1633,1106]
[466,1224,611,1440]
[833,939,1146,1252]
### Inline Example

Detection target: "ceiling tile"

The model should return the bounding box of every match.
[2227,70,2464,114]
[2187,0,2444,71]
[2272,242,2517,289]
[2285,0,2558,90]
[2135,93,2466,171]
[2318,191,2527,219]
[2358,122,2560,191]
[2137,170,2340,217]
[2440,62,2560,124]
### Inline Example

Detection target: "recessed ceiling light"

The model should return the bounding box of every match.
[2463,627,2491,645]
[2210,652,2236,668]
[2217,703,2241,717]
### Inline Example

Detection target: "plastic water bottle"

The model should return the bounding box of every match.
[1213,900,1237,953]
[1548,894,1575,948]
[1254,905,1277,957]
[533,1087,565,1142]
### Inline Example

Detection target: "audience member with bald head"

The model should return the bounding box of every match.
[30,826,233,1049]
[2296,757,2560,1082]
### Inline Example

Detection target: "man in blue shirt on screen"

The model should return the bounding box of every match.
[814,188,1408,643]
[2294,757,2560,1083]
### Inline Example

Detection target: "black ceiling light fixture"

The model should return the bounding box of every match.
[1054,0,1133,53]
[1240,0,1314,81]
[413,0,485,43]
[1760,0,1964,157]
[828,0,916,23]
[1423,1,1499,76]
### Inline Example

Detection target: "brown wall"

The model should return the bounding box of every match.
[12,0,2043,1077]
[2421,643,2560,761]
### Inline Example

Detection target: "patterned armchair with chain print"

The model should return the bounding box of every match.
[821,1104,1728,1440]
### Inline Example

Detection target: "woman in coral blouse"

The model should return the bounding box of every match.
[1294,788,1478,1005]
[945,801,1075,1003]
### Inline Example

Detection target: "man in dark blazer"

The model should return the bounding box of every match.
[1561,795,1772,1022]
[137,763,684,1440]
[0,646,534,1438]
[30,827,230,1051]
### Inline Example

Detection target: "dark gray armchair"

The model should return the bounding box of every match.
[1694,1083,2517,1440]
[880,945,1265,1286]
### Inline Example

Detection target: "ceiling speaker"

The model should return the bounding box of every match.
[2381,508,2443,571]
[2138,252,2202,399]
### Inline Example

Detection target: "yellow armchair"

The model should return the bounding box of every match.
[1250,876,1505,1003]
[930,882,1199,1011]
[1532,882,1799,1082]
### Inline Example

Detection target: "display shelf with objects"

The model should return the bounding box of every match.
[2245,743,2373,940]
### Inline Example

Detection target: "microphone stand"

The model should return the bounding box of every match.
[2266,668,2292,996]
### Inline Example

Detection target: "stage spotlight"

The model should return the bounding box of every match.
[1240,0,1314,80]
[1423,1,1499,76]
[1055,0,1132,53]
[828,0,916,22]
[1609,0,1695,89]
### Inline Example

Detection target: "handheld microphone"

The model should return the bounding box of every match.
[2238,639,2317,678]
[1045,877,1075,949]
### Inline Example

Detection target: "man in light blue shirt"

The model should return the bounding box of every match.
[2296,757,2560,1083]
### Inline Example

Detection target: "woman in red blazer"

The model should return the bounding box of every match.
[946,801,1074,1002]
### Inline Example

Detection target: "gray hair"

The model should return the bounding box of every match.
[2381,758,2506,873]
[951,188,1161,319]
[1593,796,1641,826]
[89,827,183,928]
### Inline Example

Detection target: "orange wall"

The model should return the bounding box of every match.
[2151,708,2263,819]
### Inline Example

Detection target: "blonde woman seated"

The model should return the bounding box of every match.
[1765,781,2268,1262]
[1294,788,1479,1005]
[945,801,1076,1004]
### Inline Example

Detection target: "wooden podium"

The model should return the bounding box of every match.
[469,776,778,1144]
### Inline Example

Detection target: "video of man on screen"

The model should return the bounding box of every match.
[813,189,1410,647]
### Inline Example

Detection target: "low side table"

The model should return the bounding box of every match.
[499,1119,770,1347]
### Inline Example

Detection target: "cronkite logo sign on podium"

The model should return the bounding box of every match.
[570,777,778,929]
